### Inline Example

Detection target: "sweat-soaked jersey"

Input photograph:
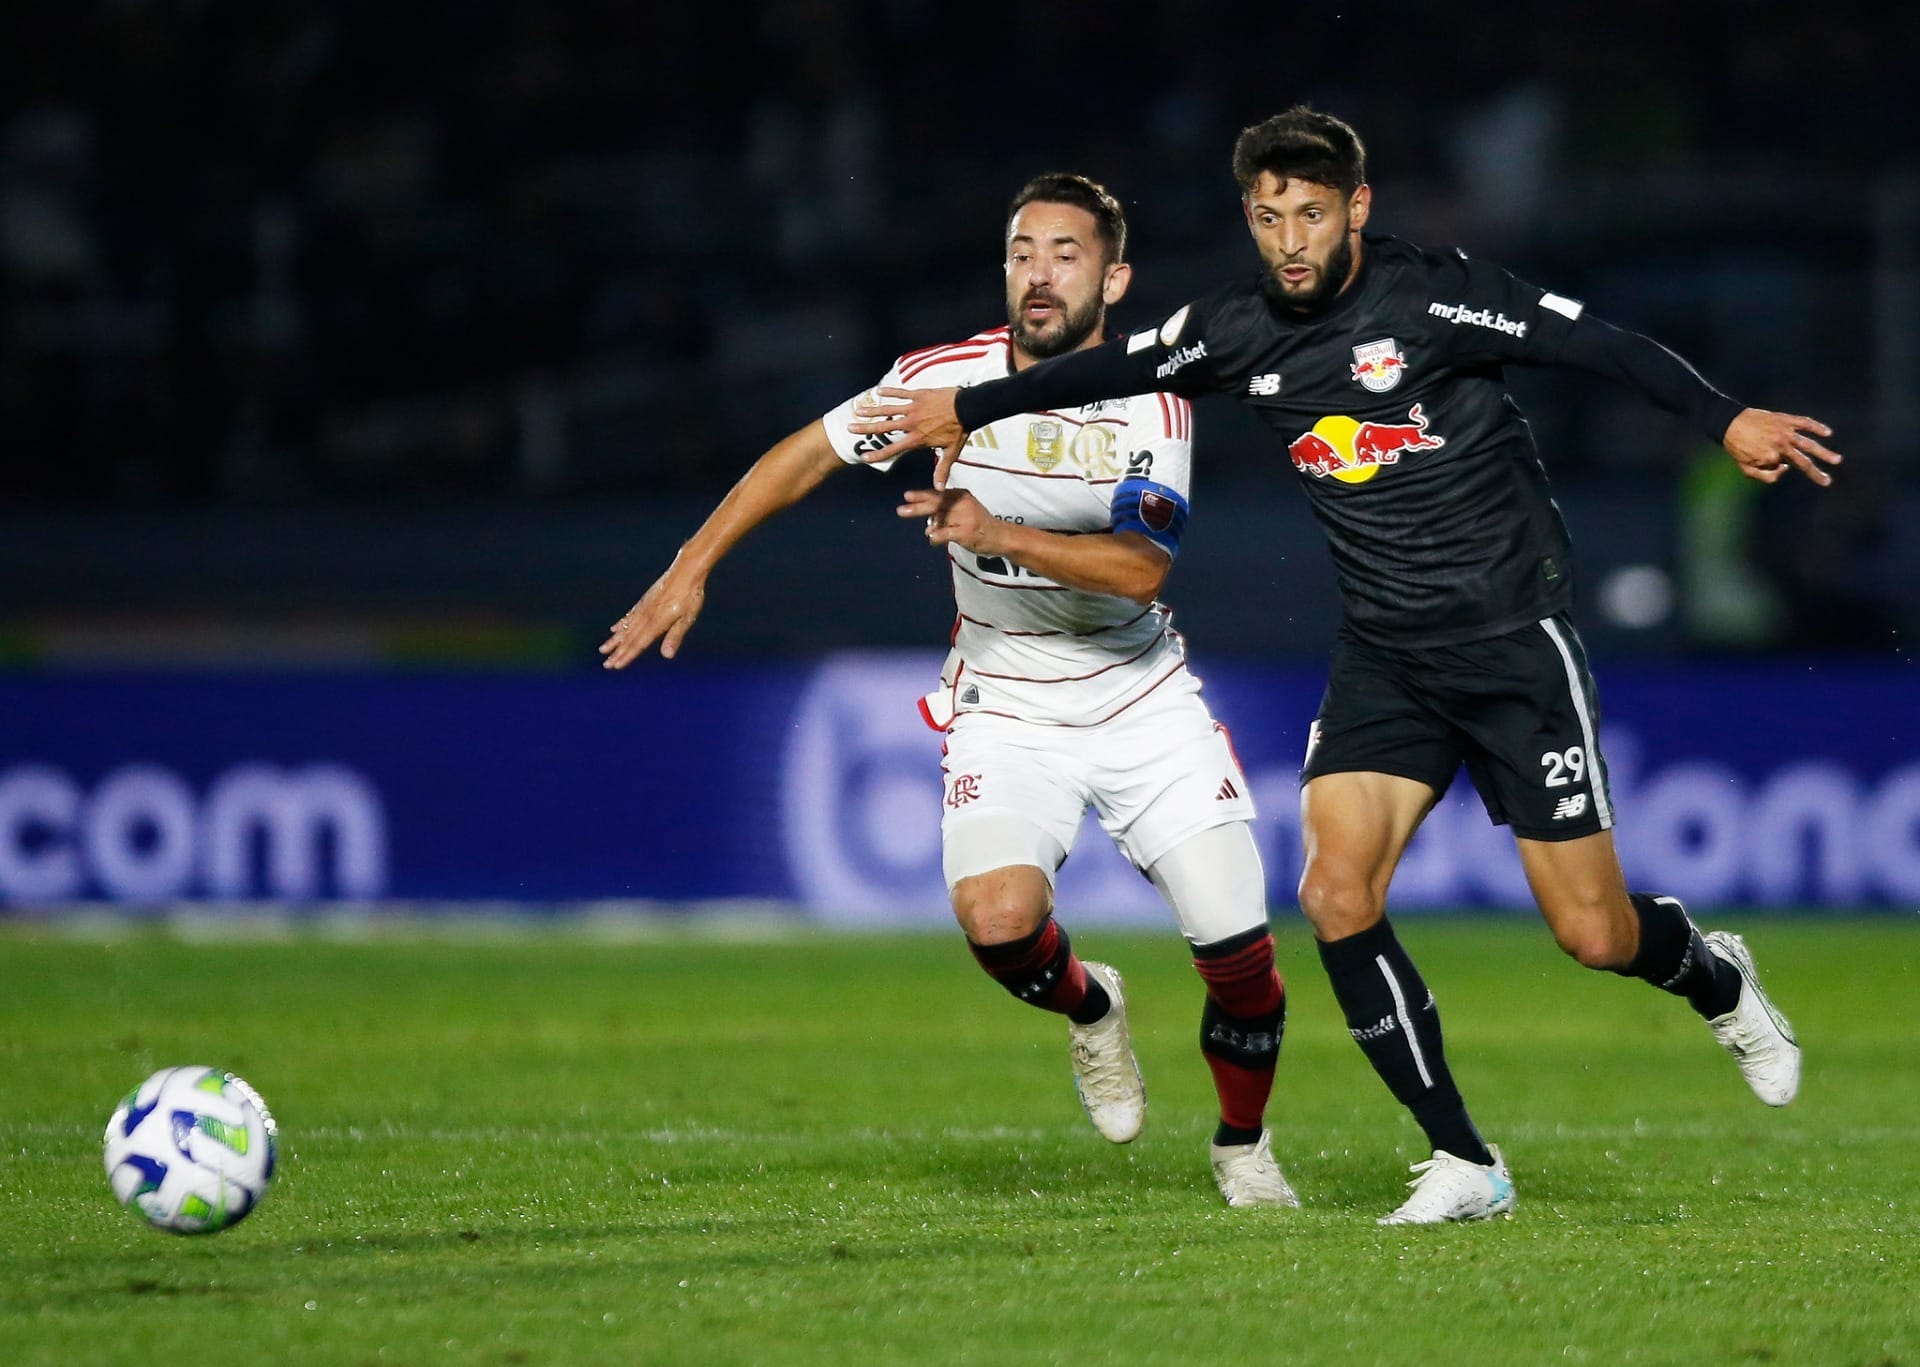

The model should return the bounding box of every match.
[822,326,1199,727]
[951,235,1743,649]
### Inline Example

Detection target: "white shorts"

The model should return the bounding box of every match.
[939,672,1256,887]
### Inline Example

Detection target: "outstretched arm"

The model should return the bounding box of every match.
[1555,313,1842,486]
[851,333,1172,486]
[900,487,1171,605]
[599,421,843,668]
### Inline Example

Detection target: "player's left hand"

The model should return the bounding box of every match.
[852,387,971,489]
[898,488,1004,555]
[1723,409,1843,487]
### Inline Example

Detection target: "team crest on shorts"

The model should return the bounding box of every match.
[1350,338,1407,393]
[1027,419,1065,472]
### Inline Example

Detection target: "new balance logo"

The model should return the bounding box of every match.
[1553,793,1589,820]
[1217,777,1240,801]
[1248,373,1281,396]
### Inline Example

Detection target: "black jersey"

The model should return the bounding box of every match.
[953,234,1743,649]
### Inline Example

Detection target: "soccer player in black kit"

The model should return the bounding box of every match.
[852,107,1836,1224]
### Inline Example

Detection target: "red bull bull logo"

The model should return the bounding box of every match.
[1287,403,1446,484]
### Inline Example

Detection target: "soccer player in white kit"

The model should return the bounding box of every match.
[601,174,1297,1208]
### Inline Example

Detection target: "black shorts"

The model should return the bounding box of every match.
[1300,613,1614,841]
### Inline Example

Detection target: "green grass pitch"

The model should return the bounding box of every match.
[1,917,1915,1365]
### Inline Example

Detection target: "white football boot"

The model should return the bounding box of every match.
[1703,931,1801,1106]
[1209,1129,1301,1208]
[1067,962,1145,1143]
[1378,1145,1516,1225]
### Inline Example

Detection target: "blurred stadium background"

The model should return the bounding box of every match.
[2,0,1915,920]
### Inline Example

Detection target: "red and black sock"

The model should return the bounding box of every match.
[1193,926,1286,1148]
[968,917,1108,1024]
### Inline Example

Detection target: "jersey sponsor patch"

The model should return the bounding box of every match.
[1427,301,1529,337]
[1287,404,1445,483]
[1155,341,1207,380]
[851,430,897,460]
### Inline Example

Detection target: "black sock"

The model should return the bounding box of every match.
[1617,892,1741,1019]
[1317,919,1493,1166]
[1213,1121,1265,1147]
[1070,978,1111,1025]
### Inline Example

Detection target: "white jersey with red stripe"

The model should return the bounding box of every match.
[821,326,1198,728]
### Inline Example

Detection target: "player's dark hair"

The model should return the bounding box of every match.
[1006,172,1128,264]
[1232,107,1367,198]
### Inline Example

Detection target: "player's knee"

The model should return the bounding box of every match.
[1551,920,1632,971]
[950,876,1049,945]
[1296,864,1381,939]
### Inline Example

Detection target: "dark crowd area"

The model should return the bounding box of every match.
[1,1,1914,655]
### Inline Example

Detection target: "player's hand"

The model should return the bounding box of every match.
[1723,409,1842,487]
[599,570,706,668]
[898,488,1004,555]
[851,387,971,489]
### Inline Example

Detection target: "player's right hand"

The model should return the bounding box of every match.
[599,573,705,668]
[1723,409,1843,487]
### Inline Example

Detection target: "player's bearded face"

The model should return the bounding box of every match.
[1007,276,1104,358]
[1262,230,1354,313]
[1246,174,1363,314]
[1003,201,1113,360]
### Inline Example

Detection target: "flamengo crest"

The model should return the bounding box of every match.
[1350,338,1406,393]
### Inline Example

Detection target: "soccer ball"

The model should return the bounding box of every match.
[103,1066,278,1234]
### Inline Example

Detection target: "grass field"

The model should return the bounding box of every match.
[1,917,1915,1365]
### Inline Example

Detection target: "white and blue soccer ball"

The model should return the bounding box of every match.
[103,1066,278,1234]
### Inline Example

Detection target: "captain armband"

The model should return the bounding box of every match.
[1109,478,1189,557]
